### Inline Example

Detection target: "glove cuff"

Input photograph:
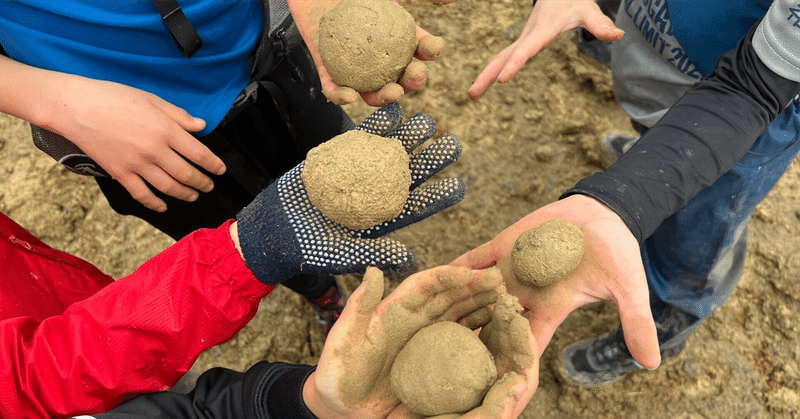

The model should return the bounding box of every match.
[236,185,302,284]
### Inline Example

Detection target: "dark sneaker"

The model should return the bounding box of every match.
[600,132,639,167]
[304,281,348,336]
[558,305,700,387]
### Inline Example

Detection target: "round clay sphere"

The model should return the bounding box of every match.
[390,321,497,416]
[301,130,411,230]
[511,219,585,287]
[318,0,418,92]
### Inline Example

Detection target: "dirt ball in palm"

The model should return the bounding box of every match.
[511,219,585,287]
[318,0,418,92]
[301,130,411,230]
[390,321,497,416]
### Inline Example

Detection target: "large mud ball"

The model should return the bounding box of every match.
[511,219,585,287]
[318,0,418,92]
[301,130,411,230]
[390,321,497,416]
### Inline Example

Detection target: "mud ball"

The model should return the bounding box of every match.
[390,321,497,416]
[301,130,411,230]
[511,219,585,287]
[318,0,418,92]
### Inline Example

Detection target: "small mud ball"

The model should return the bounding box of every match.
[511,219,585,287]
[301,130,411,230]
[318,0,418,92]
[390,321,497,416]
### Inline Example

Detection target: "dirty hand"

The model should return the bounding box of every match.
[287,0,446,106]
[468,0,623,100]
[387,293,539,419]
[450,194,661,371]
[47,73,225,213]
[304,265,505,419]
[235,102,465,285]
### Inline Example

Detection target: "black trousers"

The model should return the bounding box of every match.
[96,43,350,298]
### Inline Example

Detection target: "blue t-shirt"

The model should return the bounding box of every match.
[0,0,263,135]
[667,0,772,77]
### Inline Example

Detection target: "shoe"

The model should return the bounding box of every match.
[600,132,639,167]
[558,305,699,387]
[304,280,348,336]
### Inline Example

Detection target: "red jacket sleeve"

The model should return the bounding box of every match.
[0,217,274,419]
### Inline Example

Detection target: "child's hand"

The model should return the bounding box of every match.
[53,75,225,212]
[468,0,624,100]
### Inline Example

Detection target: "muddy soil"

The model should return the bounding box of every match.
[1,1,799,418]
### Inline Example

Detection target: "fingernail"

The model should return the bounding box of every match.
[156,204,167,213]
[188,192,199,202]
[216,164,227,176]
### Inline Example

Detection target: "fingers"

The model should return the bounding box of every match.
[455,372,530,419]
[415,33,445,61]
[334,267,385,339]
[169,133,227,177]
[399,61,429,93]
[326,86,360,105]
[407,134,461,188]
[361,178,465,238]
[114,173,168,213]
[387,112,437,153]
[577,5,624,42]
[449,241,499,270]
[355,102,404,136]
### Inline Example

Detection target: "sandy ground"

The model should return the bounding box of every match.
[2,1,800,417]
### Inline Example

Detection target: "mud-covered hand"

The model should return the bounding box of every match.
[450,194,661,371]
[303,266,505,419]
[287,0,447,106]
[387,294,538,419]
[468,0,623,100]
[236,102,465,284]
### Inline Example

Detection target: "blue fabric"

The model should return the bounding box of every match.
[667,0,771,77]
[0,0,262,135]
[643,97,800,321]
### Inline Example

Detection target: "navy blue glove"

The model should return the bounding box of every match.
[236,102,465,284]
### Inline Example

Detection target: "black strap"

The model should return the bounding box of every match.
[151,0,203,58]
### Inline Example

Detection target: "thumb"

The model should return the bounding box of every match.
[579,11,624,42]
[616,283,660,370]
[450,241,498,269]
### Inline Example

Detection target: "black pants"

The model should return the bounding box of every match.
[96,43,350,299]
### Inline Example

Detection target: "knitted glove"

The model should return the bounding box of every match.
[236,102,465,284]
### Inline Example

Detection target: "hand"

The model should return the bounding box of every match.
[47,74,226,212]
[236,102,466,284]
[468,0,624,100]
[450,195,661,370]
[304,265,506,419]
[387,293,539,419]
[288,0,446,106]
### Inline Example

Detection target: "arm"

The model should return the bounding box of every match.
[286,0,449,106]
[1,220,273,419]
[70,265,533,419]
[453,4,800,372]
[0,54,225,212]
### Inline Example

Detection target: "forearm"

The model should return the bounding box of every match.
[2,221,273,418]
[0,54,70,128]
[85,362,316,419]
[563,19,800,243]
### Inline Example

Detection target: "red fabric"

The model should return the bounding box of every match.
[0,213,273,419]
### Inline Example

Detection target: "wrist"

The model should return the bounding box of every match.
[302,372,349,419]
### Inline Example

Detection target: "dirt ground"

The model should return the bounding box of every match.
[2,1,800,418]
